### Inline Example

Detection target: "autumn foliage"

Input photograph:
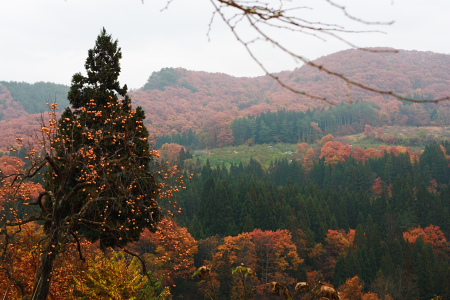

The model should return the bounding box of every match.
[0,29,174,300]
[339,276,364,300]
[1,44,450,300]
[197,229,303,299]
[0,223,170,299]
[3,48,450,151]
[403,225,449,255]
[131,217,198,286]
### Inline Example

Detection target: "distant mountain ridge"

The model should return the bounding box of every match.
[130,48,450,137]
[286,48,450,101]
[1,48,450,151]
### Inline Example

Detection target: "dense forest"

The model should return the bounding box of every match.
[160,141,450,299]
[2,139,450,299]
[156,100,450,149]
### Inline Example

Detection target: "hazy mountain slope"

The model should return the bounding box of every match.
[130,48,450,137]
[1,48,449,151]
[279,48,450,103]
[0,81,70,114]
[0,84,41,152]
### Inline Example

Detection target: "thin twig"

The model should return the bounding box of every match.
[122,248,149,277]
[208,0,448,103]
[70,231,85,261]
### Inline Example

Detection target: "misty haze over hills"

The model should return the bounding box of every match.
[1,48,450,151]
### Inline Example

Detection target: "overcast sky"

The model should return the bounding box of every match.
[0,0,449,89]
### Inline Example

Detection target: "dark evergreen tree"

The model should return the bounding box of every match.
[413,238,436,300]
[420,143,448,184]
[28,29,161,300]
[68,28,128,109]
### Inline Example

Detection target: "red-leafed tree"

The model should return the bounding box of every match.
[361,292,382,300]
[0,222,107,300]
[249,229,303,287]
[320,141,353,165]
[403,225,449,256]
[364,124,376,138]
[131,217,198,286]
[159,143,184,164]
[303,148,318,173]
[208,229,303,299]
[338,276,364,300]
[297,142,309,152]
[372,177,385,195]
[294,142,310,161]
[0,223,42,298]
[326,229,356,257]
[319,134,335,145]
[352,146,367,162]
[309,229,356,279]
[215,232,259,273]
[197,112,234,149]
[0,156,43,207]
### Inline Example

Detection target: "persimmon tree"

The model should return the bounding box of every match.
[0,28,164,300]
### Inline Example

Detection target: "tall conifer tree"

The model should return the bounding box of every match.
[28,28,161,299]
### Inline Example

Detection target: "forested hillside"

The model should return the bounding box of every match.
[157,141,450,299]
[1,48,450,152]
[133,48,450,146]
[0,82,70,152]
[0,81,69,114]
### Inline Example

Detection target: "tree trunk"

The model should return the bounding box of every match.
[31,230,60,300]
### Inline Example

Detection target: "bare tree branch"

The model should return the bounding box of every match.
[0,267,26,298]
[70,231,85,261]
[324,0,394,25]
[208,0,449,104]
[122,248,149,276]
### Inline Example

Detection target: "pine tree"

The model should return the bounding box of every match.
[68,28,127,109]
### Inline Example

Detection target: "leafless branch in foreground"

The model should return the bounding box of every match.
[208,0,450,104]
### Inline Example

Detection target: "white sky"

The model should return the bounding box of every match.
[0,0,449,89]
